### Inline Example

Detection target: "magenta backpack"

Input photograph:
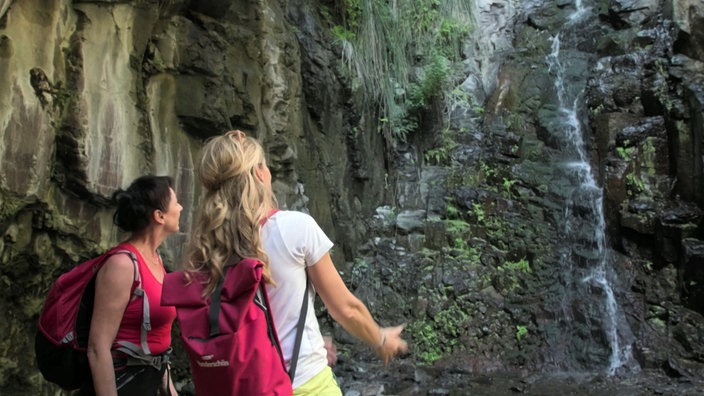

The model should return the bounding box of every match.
[34,246,151,390]
[162,257,306,396]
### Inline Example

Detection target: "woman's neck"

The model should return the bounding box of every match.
[126,234,162,262]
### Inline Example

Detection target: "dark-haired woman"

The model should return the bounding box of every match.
[82,175,181,396]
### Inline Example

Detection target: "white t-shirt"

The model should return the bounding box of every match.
[262,210,334,389]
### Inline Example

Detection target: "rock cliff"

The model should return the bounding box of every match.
[1,0,703,394]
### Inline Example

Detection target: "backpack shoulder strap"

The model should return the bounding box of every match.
[287,270,309,382]
[111,249,152,356]
[208,277,225,337]
[257,283,287,374]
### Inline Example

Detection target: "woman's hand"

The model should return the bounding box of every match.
[376,325,408,365]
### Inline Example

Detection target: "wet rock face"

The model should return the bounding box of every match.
[585,0,704,380]
[0,0,373,394]
[349,0,704,387]
[668,0,704,62]
[605,0,659,27]
[2,0,704,395]
[589,0,704,291]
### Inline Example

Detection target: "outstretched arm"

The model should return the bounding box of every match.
[308,252,407,364]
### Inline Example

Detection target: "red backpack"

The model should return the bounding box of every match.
[162,258,304,396]
[34,247,151,390]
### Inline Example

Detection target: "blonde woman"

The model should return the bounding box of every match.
[187,130,407,395]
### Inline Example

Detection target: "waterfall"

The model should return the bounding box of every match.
[546,1,638,376]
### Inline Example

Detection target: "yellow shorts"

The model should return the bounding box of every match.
[293,366,342,396]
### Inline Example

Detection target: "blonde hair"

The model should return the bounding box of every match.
[185,130,276,296]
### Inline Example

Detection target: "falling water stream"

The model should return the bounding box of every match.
[547,0,637,375]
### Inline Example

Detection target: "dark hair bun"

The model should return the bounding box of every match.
[111,175,173,233]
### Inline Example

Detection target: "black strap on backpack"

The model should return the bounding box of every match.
[207,275,288,363]
[287,270,309,382]
[208,277,225,337]
[208,261,310,382]
[255,284,286,368]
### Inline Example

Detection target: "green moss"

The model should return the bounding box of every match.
[408,301,470,364]
[516,325,528,341]
[470,202,485,222]
[625,173,647,196]
[445,218,469,234]
[641,137,657,173]
[494,258,532,293]
[502,258,531,274]
[502,178,517,198]
[648,317,666,330]
[331,25,356,41]
[616,146,635,160]
[409,320,444,363]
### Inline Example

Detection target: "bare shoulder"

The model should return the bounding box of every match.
[99,252,136,282]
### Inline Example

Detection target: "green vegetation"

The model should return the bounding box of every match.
[332,0,473,143]
[505,112,527,132]
[613,136,659,201]
[327,0,544,363]
[494,257,531,293]
[640,138,657,172]
[615,137,661,202]
[408,52,452,110]
[408,299,470,364]
[423,120,459,167]
[501,257,531,274]
[331,25,355,42]
[516,325,528,341]
[445,218,470,235]
[625,173,646,196]
[470,202,485,223]
[502,178,517,198]
[424,145,452,165]
[409,320,444,363]
[616,146,634,160]
[442,202,474,253]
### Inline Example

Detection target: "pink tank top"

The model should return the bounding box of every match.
[113,243,176,354]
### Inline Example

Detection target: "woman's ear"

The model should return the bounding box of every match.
[153,209,166,225]
[254,166,264,182]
